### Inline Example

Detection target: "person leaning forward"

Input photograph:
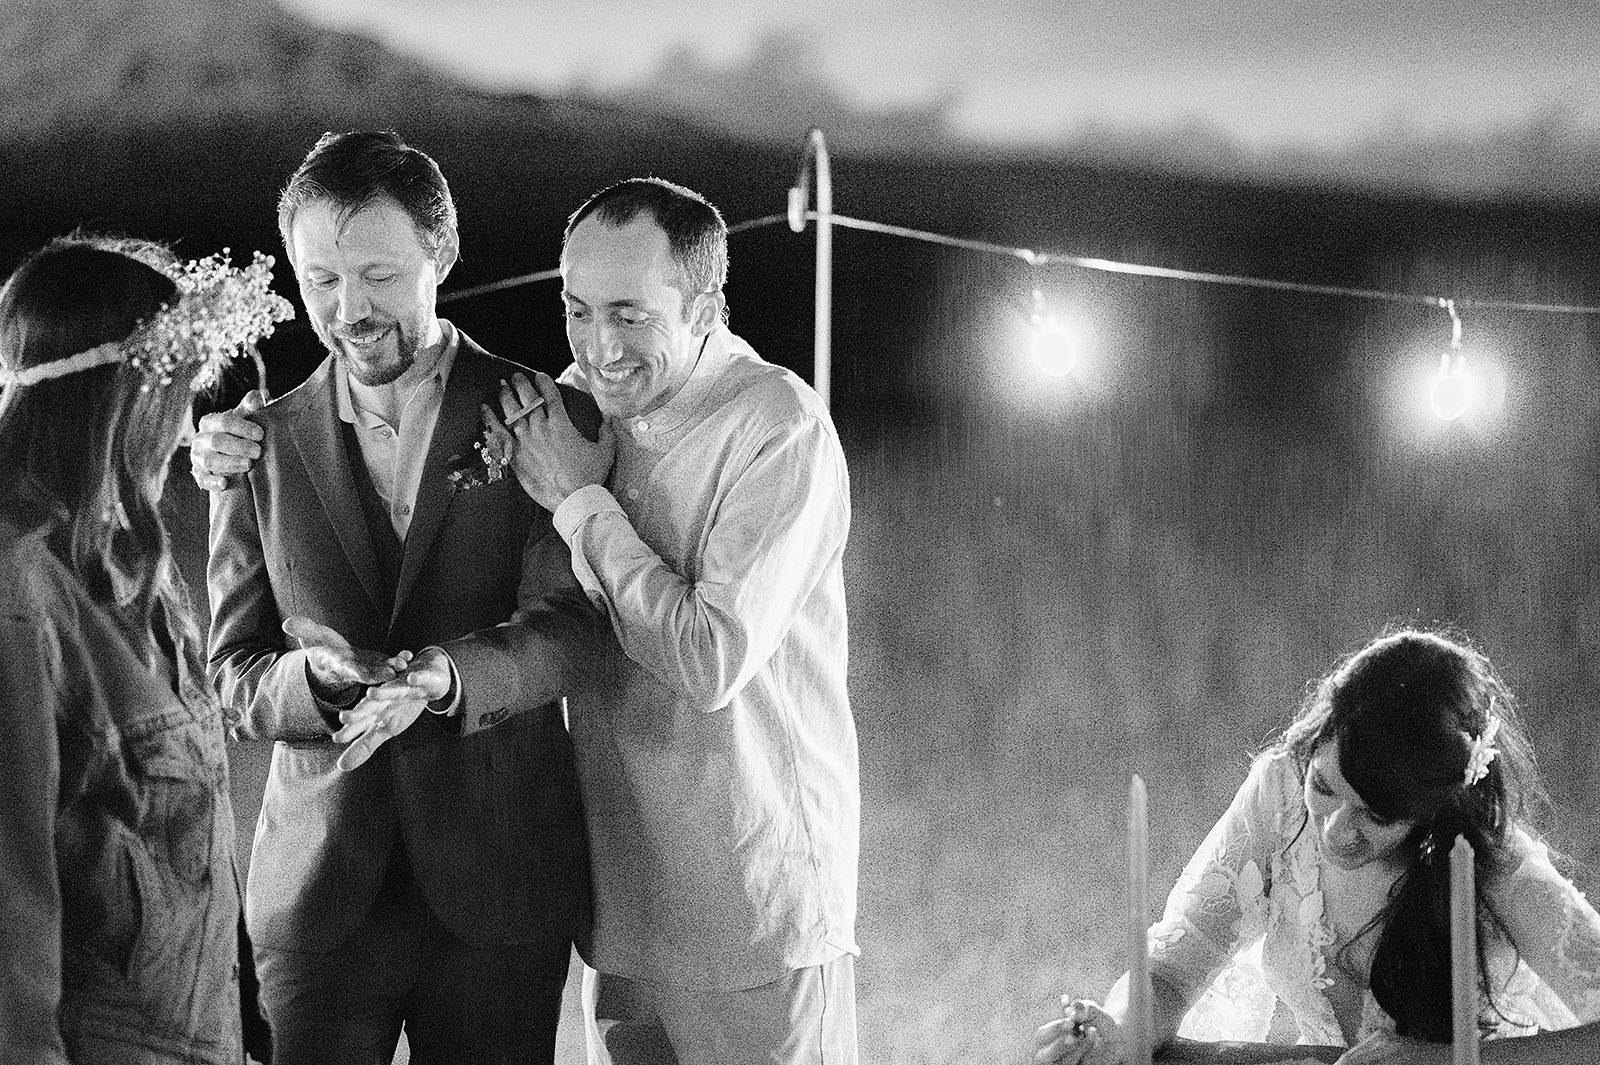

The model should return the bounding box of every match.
[370,177,864,1065]
[197,130,605,1065]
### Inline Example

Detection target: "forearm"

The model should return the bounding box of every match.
[207,477,342,741]
[442,593,611,736]
[210,645,345,741]
[441,516,613,735]
[0,631,70,1065]
[570,517,759,708]
[0,878,69,1065]
[1484,1025,1600,1063]
[1493,832,1600,1024]
[555,418,848,709]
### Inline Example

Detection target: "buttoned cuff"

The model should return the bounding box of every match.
[421,646,462,717]
[553,483,624,543]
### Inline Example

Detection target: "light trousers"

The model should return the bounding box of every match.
[582,954,859,1065]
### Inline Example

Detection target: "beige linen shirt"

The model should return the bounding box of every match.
[553,325,859,990]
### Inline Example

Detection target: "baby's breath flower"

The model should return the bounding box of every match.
[124,250,295,392]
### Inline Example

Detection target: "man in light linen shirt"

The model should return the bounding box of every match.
[383,176,861,1063]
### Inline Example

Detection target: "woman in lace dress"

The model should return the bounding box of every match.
[1033,629,1600,1064]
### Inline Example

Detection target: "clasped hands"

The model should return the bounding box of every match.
[282,616,452,772]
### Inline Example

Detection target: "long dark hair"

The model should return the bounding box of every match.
[1278,628,1545,1040]
[0,236,208,684]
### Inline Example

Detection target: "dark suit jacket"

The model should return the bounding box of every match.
[206,328,604,953]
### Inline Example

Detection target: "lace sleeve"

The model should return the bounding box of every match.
[1490,832,1600,1023]
[1148,751,1295,1006]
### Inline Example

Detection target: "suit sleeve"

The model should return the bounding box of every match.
[0,602,71,1064]
[206,474,342,742]
[443,504,612,736]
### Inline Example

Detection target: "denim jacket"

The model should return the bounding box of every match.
[0,519,243,1064]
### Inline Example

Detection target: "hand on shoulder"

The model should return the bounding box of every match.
[190,389,266,490]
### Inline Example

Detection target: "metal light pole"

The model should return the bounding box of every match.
[787,129,833,408]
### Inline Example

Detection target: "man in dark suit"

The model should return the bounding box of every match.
[203,130,603,1065]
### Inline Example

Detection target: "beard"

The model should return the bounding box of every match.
[320,316,421,387]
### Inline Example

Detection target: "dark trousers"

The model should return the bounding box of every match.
[253,852,570,1065]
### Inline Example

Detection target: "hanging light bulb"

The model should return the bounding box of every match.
[1029,287,1078,377]
[1429,299,1472,422]
[1430,351,1472,422]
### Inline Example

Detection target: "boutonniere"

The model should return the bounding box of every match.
[443,394,545,490]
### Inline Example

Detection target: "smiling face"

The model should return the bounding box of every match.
[1305,742,1419,871]
[560,214,720,419]
[289,196,455,387]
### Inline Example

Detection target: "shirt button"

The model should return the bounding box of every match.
[634,420,649,433]
[378,426,394,437]
[626,488,640,500]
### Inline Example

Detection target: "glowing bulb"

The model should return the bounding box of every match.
[1430,351,1472,421]
[1030,313,1078,377]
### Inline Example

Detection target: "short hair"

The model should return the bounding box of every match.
[277,130,457,259]
[565,178,728,307]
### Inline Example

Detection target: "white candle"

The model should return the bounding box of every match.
[1451,836,1480,1065]
[1128,774,1153,1065]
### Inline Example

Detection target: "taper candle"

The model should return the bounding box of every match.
[1451,835,1480,1065]
[1128,774,1153,1065]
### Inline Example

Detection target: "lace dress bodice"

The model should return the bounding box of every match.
[1146,750,1600,1047]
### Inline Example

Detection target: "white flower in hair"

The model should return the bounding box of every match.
[1464,715,1502,787]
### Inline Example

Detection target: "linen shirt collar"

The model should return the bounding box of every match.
[617,325,735,452]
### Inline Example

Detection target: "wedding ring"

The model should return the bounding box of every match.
[504,396,546,426]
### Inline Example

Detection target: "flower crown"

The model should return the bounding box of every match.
[0,249,294,392]
[1463,714,1501,787]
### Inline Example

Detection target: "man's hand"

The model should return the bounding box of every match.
[483,371,614,512]
[282,615,409,703]
[333,647,454,771]
[191,389,266,491]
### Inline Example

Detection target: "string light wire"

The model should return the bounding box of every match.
[443,210,1600,317]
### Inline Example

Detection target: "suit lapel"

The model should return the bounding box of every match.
[390,336,497,628]
[291,363,386,615]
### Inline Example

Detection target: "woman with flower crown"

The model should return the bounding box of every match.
[1033,628,1600,1065]
[0,234,289,1063]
